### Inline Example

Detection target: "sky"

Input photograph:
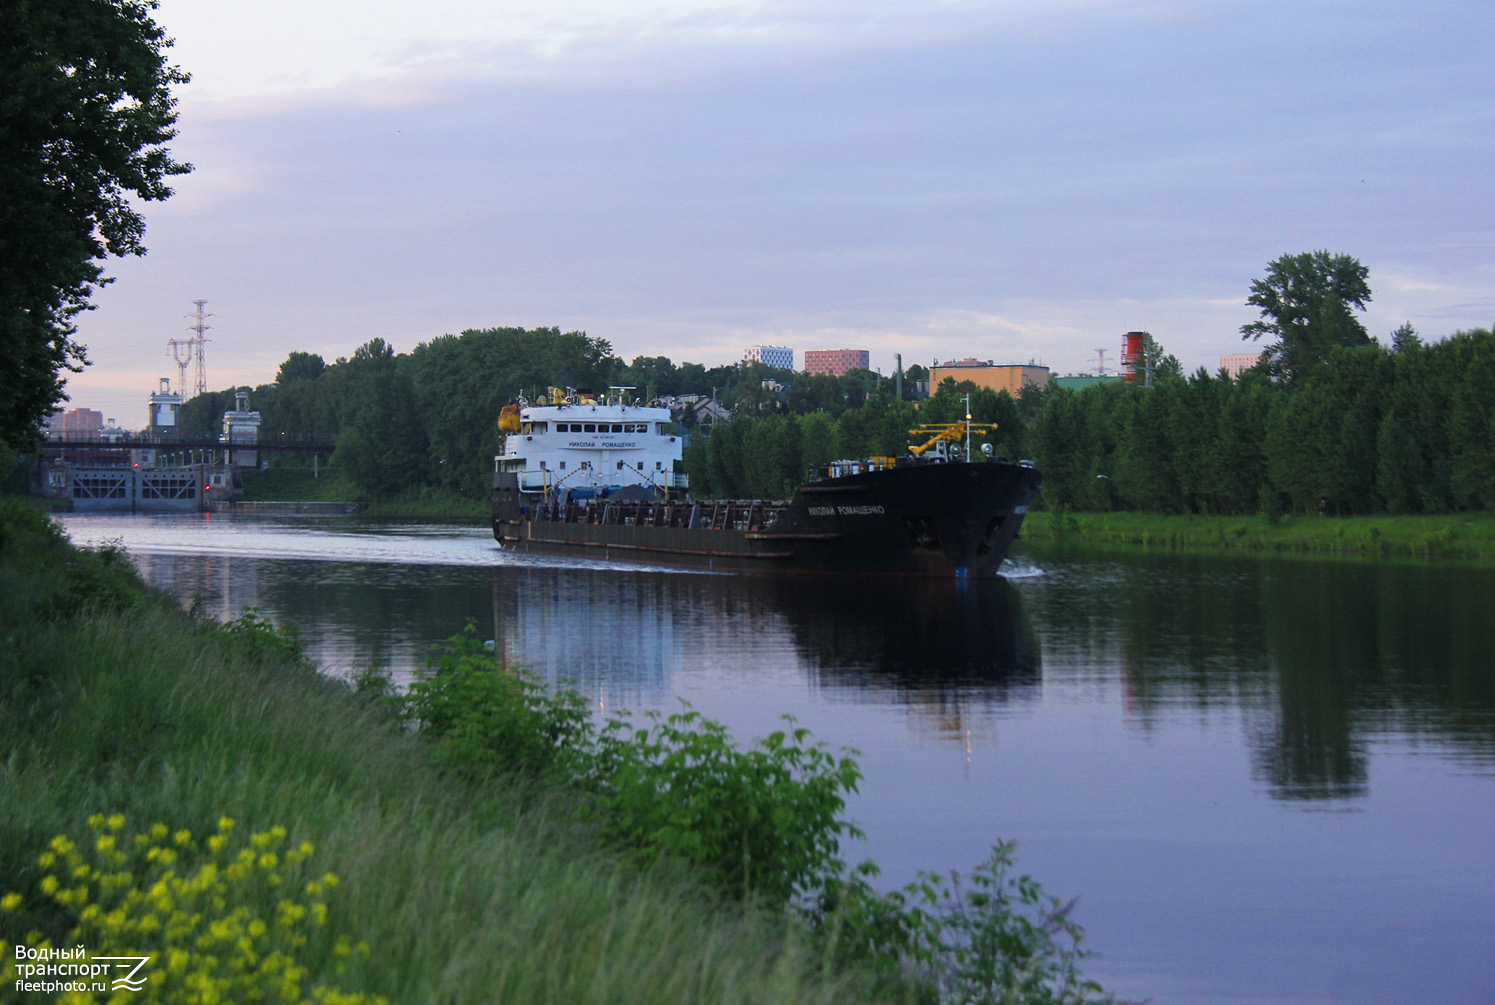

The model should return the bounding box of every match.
[64,0,1495,427]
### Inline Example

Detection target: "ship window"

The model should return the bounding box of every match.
[559,461,566,470]
[610,424,622,433]
[655,423,669,434]
[616,461,624,470]
[539,461,547,470]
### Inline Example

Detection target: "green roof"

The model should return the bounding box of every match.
[1053,375,1125,390]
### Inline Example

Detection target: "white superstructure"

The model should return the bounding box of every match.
[495,389,687,497]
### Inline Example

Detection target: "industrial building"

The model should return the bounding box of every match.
[928,361,1050,396]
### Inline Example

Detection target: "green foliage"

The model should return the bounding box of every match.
[277,351,328,384]
[0,0,191,451]
[1241,251,1373,383]
[589,709,863,906]
[392,631,863,907]
[385,630,1114,1000]
[218,607,314,670]
[817,844,1113,1005]
[402,627,592,781]
[25,533,150,622]
[2,815,386,1004]
[332,341,431,498]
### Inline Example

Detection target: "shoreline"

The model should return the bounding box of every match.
[1019,510,1495,563]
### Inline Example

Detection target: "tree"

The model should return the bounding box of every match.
[1,0,190,449]
[276,351,326,384]
[1241,251,1372,382]
[332,340,429,497]
[1389,321,1421,354]
[1141,332,1183,383]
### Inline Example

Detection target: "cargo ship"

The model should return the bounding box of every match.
[490,388,1041,577]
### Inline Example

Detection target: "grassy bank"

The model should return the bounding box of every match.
[0,501,884,1004]
[1021,510,1495,563]
[241,468,486,520]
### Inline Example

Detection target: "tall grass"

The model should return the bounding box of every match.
[1021,510,1495,563]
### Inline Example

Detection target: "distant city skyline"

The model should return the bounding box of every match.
[58,0,1495,427]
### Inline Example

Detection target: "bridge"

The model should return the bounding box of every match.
[35,435,336,454]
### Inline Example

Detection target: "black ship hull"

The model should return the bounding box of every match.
[491,459,1041,577]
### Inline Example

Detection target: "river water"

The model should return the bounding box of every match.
[54,512,1495,1005]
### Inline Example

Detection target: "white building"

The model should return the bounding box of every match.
[1219,353,1264,378]
[220,390,262,467]
[743,345,794,370]
[147,378,182,439]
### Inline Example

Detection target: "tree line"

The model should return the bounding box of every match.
[1026,330,1495,515]
[126,252,1495,514]
[174,326,905,499]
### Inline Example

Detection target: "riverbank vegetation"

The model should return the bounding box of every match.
[236,468,486,520]
[1020,511,1495,563]
[1,500,1117,1003]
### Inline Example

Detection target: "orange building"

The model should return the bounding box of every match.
[804,348,870,376]
[929,362,1049,396]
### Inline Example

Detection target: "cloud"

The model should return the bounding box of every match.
[65,0,1495,423]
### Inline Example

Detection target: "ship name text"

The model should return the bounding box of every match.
[808,504,887,517]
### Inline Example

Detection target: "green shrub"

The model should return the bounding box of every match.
[816,844,1114,1005]
[588,709,863,906]
[402,628,592,781]
[377,630,1115,1002]
[218,608,316,671]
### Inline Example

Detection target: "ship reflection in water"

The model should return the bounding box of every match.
[489,567,1040,730]
[126,544,1040,738]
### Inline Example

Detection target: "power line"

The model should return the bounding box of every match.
[166,300,213,397]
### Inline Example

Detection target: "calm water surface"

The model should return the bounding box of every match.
[56,512,1495,1005]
